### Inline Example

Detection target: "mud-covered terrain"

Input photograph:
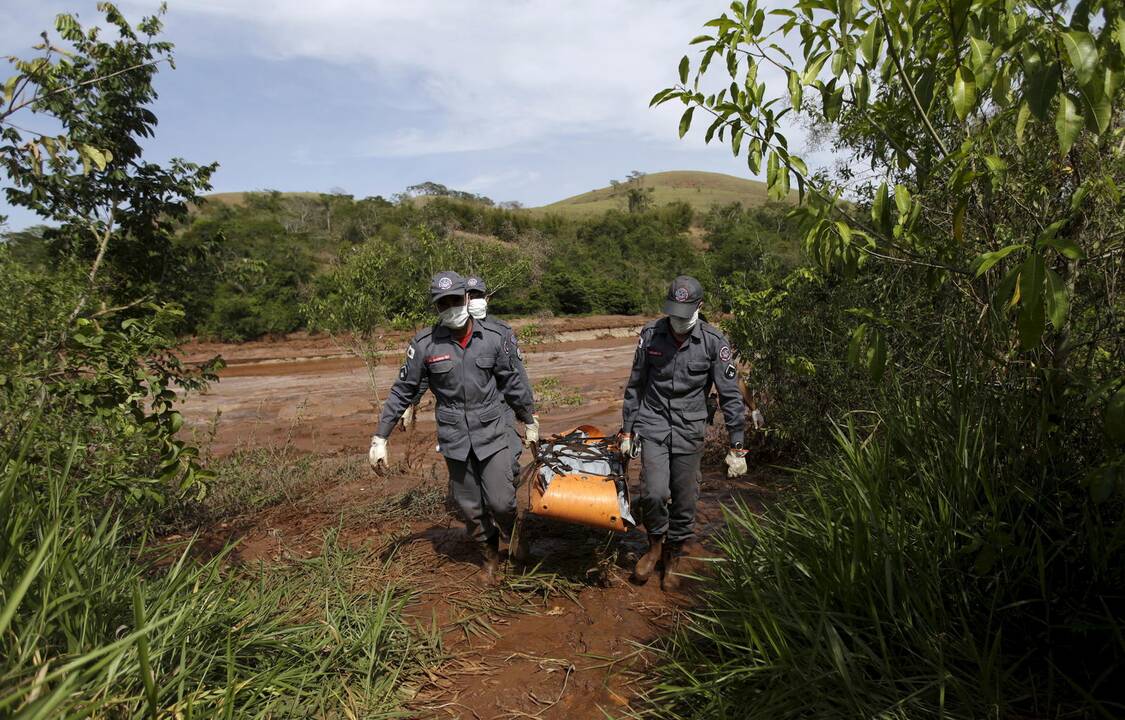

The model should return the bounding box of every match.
[175,316,775,718]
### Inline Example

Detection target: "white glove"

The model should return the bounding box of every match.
[368,435,388,470]
[725,448,748,478]
[398,404,415,430]
[751,408,765,429]
[523,415,540,447]
[619,433,640,458]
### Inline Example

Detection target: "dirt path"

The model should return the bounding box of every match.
[175,317,776,719]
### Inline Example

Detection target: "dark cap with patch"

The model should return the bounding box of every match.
[429,271,466,303]
[465,275,488,295]
[663,275,704,317]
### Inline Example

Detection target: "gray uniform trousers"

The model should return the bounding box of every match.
[447,446,516,542]
[638,437,702,543]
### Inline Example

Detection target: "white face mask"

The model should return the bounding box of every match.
[467,297,488,320]
[669,309,699,335]
[439,303,469,329]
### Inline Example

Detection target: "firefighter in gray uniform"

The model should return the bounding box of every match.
[400,275,526,481]
[368,271,539,582]
[620,276,748,591]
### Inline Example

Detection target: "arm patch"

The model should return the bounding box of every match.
[724,364,737,380]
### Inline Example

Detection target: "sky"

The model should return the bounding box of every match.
[0,0,816,230]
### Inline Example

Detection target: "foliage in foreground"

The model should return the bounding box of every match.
[0,7,439,717]
[652,0,1125,716]
[651,384,1124,718]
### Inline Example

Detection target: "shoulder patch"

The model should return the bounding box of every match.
[724,364,737,380]
[398,364,407,380]
[510,332,519,346]
[406,345,415,360]
[719,345,731,363]
[516,346,524,361]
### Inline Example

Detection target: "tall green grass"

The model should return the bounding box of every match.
[649,387,1125,718]
[0,419,440,718]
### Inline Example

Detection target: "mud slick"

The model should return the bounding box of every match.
[176,316,776,718]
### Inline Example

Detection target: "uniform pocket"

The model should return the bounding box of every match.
[475,356,496,369]
[428,359,454,374]
[436,405,462,423]
[478,404,502,423]
[687,360,710,373]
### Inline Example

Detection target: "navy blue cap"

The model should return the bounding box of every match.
[663,275,704,317]
[430,271,466,303]
[465,275,488,295]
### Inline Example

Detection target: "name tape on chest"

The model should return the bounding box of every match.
[425,354,452,364]
[647,349,664,357]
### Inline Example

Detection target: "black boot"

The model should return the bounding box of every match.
[661,541,684,592]
[478,534,501,585]
[631,534,664,585]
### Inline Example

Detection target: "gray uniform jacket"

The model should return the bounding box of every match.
[622,318,746,453]
[410,317,527,417]
[376,321,534,462]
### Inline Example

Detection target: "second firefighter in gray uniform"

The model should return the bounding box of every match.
[620,275,748,591]
[369,271,539,582]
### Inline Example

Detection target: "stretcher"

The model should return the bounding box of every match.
[524,425,636,532]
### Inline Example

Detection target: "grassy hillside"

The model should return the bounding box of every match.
[531,170,787,218]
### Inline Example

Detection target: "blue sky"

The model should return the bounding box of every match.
[1,0,816,230]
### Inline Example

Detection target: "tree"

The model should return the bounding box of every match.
[1,3,221,502]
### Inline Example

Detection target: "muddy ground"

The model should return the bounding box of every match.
[176,315,778,719]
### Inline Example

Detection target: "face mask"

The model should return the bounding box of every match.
[669,309,699,335]
[439,303,469,329]
[467,297,488,320]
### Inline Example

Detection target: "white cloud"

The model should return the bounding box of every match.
[155,0,734,156]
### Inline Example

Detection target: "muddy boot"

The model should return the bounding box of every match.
[478,535,501,585]
[511,531,530,564]
[660,541,684,592]
[631,534,664,585]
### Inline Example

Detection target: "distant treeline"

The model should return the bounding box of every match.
[4,192,800,341]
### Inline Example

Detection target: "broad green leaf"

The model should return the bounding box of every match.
[1055,94,1083,155]
[1015,102,1030,146]
[689,34,712,45]
[1107,386,1125,444]
[847,323,868,366]
[790,156,808,176]
[860,20,880,65]
[1017,254,1045,349]
[803,51,831,84]
[1062,30,1098,85]
[871,182,890,234]
[972,244,1024,277]
[787,69,802,111]
[952,66,976,121]
[748,139,762,174]
[868,329,887,382]
[1024,54,1059,120]
[2,75,18,104]
[649,88,673,107]
[836,221,852,245]
[968,37,995,86]
[894,184,911,215]
[1077,75,1111,134]
[1118,18,1125,55]
[679,107,695,138]
[1039,235,1086,260]
[1044,268,1068,330]
[679,55,690,84]
[732,127,744,156]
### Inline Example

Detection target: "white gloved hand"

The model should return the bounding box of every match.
[398,404,415,430]
[725,448,748,478]
[523,415,540,447]
[368,435,388,470]
[620,433,641,458]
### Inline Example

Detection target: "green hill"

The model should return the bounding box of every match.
[531,170,785,218]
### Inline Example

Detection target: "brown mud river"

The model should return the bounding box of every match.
[175,316,777,718]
